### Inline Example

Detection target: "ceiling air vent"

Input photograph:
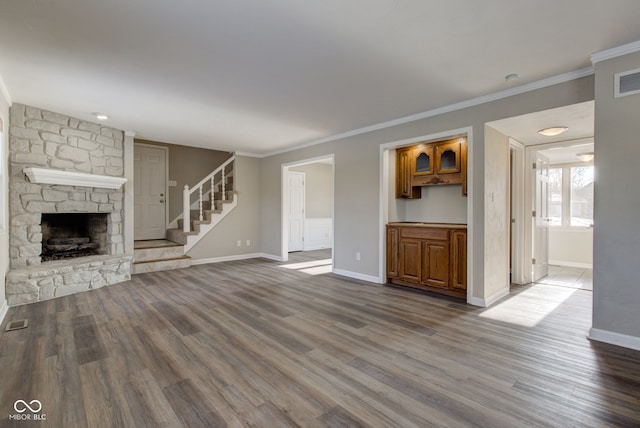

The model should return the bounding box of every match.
[614,67,640,98]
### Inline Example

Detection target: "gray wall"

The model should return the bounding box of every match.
[259,76,594,301]
[290,163,333,218]
[593,51,640,340]
[134,139,232,221]
[187,156,261,261]
[0,90,9,312]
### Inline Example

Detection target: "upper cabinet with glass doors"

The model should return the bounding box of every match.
[395,137,467,199]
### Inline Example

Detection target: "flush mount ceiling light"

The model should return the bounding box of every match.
[538,126,568,137]
[577,152,595,162]
[92,112,109,121]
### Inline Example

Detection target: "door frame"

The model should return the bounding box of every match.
[133,142,169,239]
[281,154,335,263]
[287,171,305,252]
[509,138,526,284]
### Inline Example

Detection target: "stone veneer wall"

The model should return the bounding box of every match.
[6,104,131,305]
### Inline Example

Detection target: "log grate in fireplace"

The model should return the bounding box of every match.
[41,213,109,262]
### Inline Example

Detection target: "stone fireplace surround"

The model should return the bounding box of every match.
[6,104,132,306]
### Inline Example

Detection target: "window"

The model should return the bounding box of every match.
[548,164,594,228]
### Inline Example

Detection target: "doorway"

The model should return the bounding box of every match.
[134,143,168,240]
[489,100,594,289]
[281,155,335,264]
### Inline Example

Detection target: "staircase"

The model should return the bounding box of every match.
[132,155,237,274]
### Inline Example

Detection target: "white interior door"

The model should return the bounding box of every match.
[134,144,167,240]
[533,152,550,281]
[288,171,305,252]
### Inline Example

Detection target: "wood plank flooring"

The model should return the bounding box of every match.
[1,250,639,427]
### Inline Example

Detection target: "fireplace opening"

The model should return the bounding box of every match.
[41,213,109,262]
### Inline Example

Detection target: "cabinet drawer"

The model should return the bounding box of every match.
[400,227,448,241]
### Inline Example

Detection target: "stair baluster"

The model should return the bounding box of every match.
[182,185,190,233]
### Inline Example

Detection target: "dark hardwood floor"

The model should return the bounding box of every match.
[1,250,639,427]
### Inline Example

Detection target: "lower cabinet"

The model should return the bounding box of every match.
[387,223,467,299]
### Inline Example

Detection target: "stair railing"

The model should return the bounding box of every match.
[182,155,235,233]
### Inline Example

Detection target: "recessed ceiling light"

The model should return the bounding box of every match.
[577,152,595,162]
[505,73,519,82]
[538,126,568,136]
[92,112,109,121]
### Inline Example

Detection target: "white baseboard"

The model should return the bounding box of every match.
[0,299,8,326]
[191,253,281,265]
[550,260,593,269]
[467,287,510,308]
[333,268,382,284]
[588,328,640,351]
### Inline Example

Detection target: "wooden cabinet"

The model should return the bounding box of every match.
[396,137,467,198]
[396,146,421,199]
[386,223,467,299]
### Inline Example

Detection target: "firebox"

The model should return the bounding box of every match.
[40,213,109,262]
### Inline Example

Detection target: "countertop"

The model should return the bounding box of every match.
[387,222,467,229]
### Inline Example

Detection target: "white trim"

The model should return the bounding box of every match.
[234,151,262,158]
[591,39,640,64]
[377,126,475,304]
[333,268,381,284]
[23,167,127,189]
[191,253,268,265]
[589,328,640,351]
[468,287,510,308]
[259,68,592,159]
[258,253,284,262]
[549,260,592,269]
[0,299,8,326]
[287,171,305,252]
[0,73,12,106]
[509,138,526,284]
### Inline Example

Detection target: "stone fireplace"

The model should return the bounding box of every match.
[6,104,132,305]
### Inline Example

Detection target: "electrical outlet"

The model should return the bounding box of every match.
[246,240,251,246]
[236,240,241,247]
[356,251,361,261]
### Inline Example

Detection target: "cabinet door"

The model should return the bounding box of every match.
[386,227,399,278]
[435,140,461,174]
[399,239,421,283]
[396,147,420,198]
[412,144,434,177]
[450,230,467,291]
[422,240,450,289]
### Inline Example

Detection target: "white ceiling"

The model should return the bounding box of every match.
[487,101,594,146]
[1,1,640,155]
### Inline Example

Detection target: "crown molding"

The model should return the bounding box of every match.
[0,73,12,106]
[591,39,640,64]
[260,67,594,158]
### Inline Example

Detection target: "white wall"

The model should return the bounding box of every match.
[549,228,593,267]
[0,86,9,321]
[483,125,510,302]
[403,186,467,223]
[289,162,333,218]
[591,50,640,349]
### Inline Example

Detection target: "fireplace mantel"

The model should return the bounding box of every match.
[23,168,127,189]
